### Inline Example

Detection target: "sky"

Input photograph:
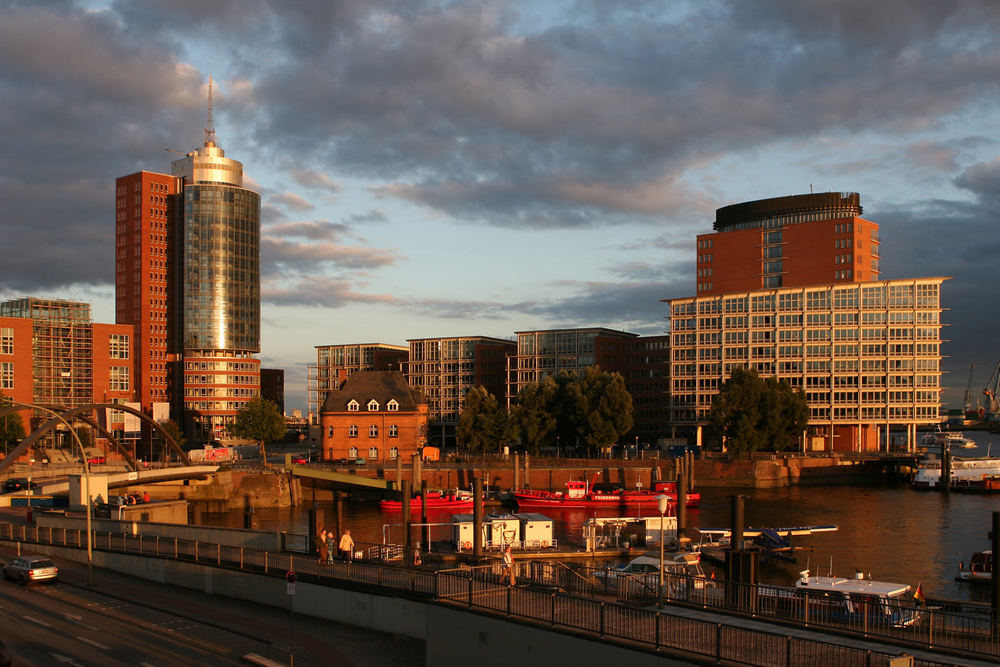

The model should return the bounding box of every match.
[2,0,999,415]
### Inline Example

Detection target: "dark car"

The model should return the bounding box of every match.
[1,478,33,494]
[0,637,11,667]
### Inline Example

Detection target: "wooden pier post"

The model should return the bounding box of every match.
[473,477,484,558]
[401,480,412,565]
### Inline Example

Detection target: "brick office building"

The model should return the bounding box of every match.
[319,371,428,462]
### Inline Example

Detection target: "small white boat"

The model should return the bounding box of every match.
[957,550,992,583]
[795,569,922,627]
[920,430,977,449]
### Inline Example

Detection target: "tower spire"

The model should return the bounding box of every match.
[205,75,216,146]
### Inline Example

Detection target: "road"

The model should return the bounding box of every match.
[0,542,424,666]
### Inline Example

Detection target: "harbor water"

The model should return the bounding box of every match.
[201,430,1000,604]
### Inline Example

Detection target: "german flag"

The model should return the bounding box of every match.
[913,582,925,603]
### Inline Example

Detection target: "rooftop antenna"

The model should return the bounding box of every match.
[810,184,814,194]
[204,75,216,146]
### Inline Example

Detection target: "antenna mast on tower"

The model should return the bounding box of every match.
[205,75,216,146]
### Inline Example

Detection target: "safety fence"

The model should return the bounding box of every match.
[0,521,975,666]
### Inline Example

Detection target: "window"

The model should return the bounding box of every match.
[0,362,12,389]
[367,399,380,411]
[110,366,129,391]
[387,399,399,412]
[327,426,333,438]
[348,424,358,438]
[368,446,378,458]
[348,446,358,458]
[369,424,378,438]
[389,424,398,437]
[389,446,399,459]
[347,399,359,411]
[0,328,12,355]
[109,333,129,359]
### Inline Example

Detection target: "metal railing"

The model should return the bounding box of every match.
[0,521,972,666]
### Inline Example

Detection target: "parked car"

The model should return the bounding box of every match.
[291,455,307,464]
[87,455,106,465]
[353,458,367,465]
[3,556,58,585]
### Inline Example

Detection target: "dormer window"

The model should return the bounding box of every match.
[387,399,399,412]
[367,399,380,411]
[347,399,359,412]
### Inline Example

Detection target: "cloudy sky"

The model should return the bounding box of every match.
[2,0,999,414]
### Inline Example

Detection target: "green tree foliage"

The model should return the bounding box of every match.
[0,393,26,457]
[708,367,809,457]
[157,418,187,457]
[456,386,512,451]
[512,368,633,454]
[228,397,285,461]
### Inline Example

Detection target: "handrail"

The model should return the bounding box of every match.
[0,521,978,666]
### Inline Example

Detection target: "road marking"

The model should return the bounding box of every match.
[140,663,158,667]
[24,615,53,627]
[65,614,99,630]
[50,653,83,665]
[76,636,110,650]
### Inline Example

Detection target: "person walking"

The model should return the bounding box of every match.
[316,528,329,564]
[326,529,336,565]
[503,544,516,586]
[339,529,355,562]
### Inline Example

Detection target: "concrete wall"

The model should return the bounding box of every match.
[14,541,698,666]
[34,512,285,551]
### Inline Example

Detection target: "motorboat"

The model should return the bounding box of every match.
[514,479,700,511]
[957,550,992,583]
[593,551,714,594]
[920,430,977,449]
[794,569,922,628]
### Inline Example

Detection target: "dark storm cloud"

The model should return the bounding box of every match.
[233,1,1000,227]
[871,158,1000,406]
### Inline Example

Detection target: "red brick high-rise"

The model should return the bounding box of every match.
[695,192,880,295]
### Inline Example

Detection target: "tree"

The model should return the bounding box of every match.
[157,419,187,460]
[511,369,634,454]
[0,393,26,458]
[708,367,809,457]
[228,397,285,461]
[456,386,511,452]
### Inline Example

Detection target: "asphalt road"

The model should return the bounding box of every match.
[0,542,424,666]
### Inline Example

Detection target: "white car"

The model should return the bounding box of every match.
[3,556,58,585]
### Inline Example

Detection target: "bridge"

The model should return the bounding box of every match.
[283,459,398,495]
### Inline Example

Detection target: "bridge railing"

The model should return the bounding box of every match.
[0,521,970,667]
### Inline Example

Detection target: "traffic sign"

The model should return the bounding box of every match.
[286,569,297,584]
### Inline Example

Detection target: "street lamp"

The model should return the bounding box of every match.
[11,401,92,585]
[27,458,34,502]
[657,493,669,607]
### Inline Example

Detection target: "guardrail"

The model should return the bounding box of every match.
[0,521,969,666]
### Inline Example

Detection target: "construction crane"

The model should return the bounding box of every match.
[963,363,975,414]
[984,361,1000,422]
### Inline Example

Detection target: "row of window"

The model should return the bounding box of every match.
[346,399,399,412]
[328,424,400,438]
[674,283,940,316]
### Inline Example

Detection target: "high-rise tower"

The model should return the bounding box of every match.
[116,80,261,443]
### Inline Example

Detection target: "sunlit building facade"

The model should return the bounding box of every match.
[665,277,946,452]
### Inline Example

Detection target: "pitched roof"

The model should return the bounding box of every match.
[320,370,425,413]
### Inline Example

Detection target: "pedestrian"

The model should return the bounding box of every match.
[339,529,355,562]
[503,544,515,586]
[142,491,150,503]
[326,529,336,565]
[316,528,329,564]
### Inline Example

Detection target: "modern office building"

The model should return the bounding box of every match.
[505,328,670,445]
[0,298,134,436]
[696,192,880,295]
[115,84,261,443]
[260,369,285,415]
[307,343,409,422]
[664,277,946,452]
[319,370,428,462]
[406,335,515,446]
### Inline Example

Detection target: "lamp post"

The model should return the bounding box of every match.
[27,457,34,501]
[11,401,92,585]
[657,493,669,607]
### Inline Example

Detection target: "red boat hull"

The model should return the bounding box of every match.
[379,497,475,512]
[514,490,700,511]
